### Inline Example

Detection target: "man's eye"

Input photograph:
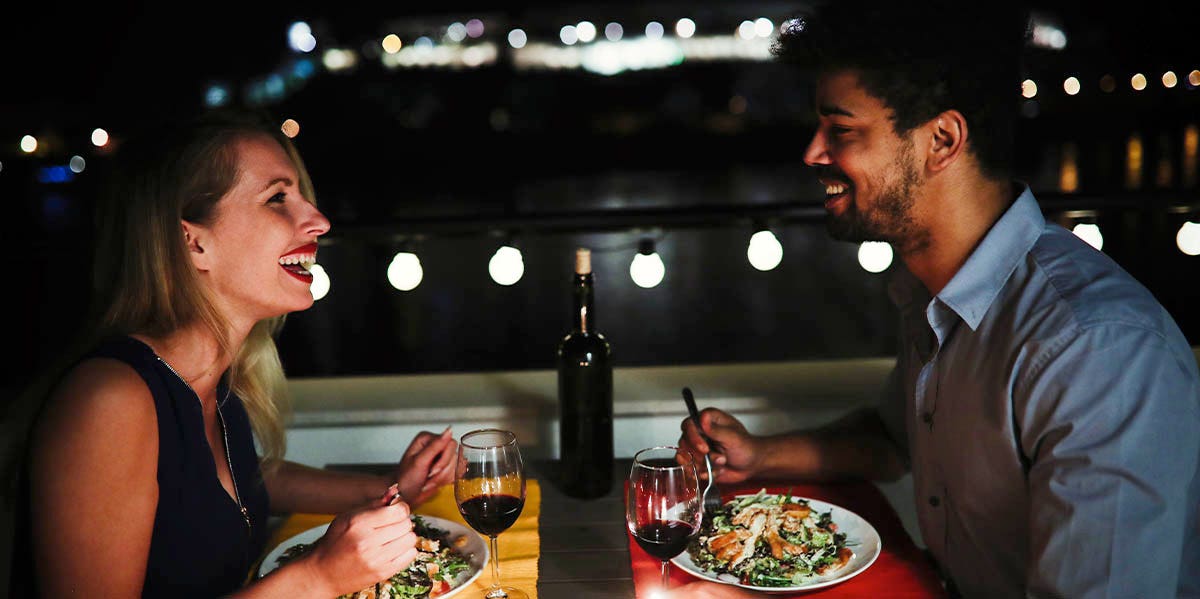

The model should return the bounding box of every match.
[267,192,286,204]
[830,126,851,136]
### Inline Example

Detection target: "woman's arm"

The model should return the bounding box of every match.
[29,358,159,596]
[263,460,390,515]
[263,427,457,514]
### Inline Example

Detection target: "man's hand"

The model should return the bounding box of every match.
[393,427,457,506]
[678,407,763,484]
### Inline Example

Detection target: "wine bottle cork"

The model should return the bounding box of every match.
[575,248,592,274]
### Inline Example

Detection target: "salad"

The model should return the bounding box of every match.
[275,515,474,599]
[687,490,853,587]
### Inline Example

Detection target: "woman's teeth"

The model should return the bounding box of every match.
[279,253,315,273]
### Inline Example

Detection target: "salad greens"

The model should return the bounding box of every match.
[275,515,474,599]
[687,489,853,587]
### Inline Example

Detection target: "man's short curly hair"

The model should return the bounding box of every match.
[773,0,1028,180]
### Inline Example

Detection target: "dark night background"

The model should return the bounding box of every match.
[3,1,1198,390]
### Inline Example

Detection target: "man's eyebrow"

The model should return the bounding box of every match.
[259,177,294,192]
[817,104,855,117]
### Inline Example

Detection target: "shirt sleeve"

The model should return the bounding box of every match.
[1014,324,1200,598]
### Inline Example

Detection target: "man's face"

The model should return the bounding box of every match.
[803,70,923,246]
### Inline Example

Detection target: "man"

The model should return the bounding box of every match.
[675,2,1200,597]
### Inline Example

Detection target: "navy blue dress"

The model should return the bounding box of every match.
[13,336,271,597]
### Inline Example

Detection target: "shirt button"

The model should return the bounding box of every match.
[929,495,940,507]
[922,412,933,424]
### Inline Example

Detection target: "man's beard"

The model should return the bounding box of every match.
[825,148,920,245]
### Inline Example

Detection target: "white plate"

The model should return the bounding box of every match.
[258,515,488,597]
[671,495,882,594]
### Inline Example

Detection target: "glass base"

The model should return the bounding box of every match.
[485,586,529,599]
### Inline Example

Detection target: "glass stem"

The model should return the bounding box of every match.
[661,559,670,589]
[486,534,506,598]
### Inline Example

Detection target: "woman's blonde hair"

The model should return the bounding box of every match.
[6,108,315,477]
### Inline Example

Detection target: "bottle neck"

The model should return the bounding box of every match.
[571,273,596,334]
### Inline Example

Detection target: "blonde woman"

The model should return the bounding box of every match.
[10,108,456,597]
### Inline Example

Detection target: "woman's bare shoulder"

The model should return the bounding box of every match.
[33,357,158,449]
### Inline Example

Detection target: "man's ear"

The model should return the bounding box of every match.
[181,220,211,271]
[926,109,967,173]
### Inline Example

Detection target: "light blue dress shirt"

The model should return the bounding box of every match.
[878,185,1200,598]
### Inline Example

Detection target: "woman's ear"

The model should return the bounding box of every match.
[180,220,211,271]
[926,109,967,173]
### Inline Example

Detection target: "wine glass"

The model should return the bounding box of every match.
[455,429,528,599]
[626,446,703,591]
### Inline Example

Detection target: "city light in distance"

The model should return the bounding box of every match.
[20,135,37,153]
[675,18,696,39]
[576,21,597,43]
[280,118,300,138]
[1162,70,1177,88]
[605,22,623,41]
[857,242,893,273]
[466,19,485,39]
[382,34,403,54]
[1021,79,1038,98]
[1189,70,1200,87]
[508,29,527,49]
[1131,73,1147,91]
[559,25,579,45]
[447,22,468,43]
[1063,76,1080,95]
[69,155,86,173]
[388,252,423,291]
[91,128,109,147]
[288,22,317,53]
[309,264,331,300]
[645,21,664,40]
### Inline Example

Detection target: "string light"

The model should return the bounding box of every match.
[488,244,524,286]
[388,251,423,291]
[630,238,665,288]
[747,229,783,271]
[309,264,331,300]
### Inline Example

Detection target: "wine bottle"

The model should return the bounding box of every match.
[556,248,614,499]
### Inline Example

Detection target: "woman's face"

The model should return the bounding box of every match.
[186,134,330,325]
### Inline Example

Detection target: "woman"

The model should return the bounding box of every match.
[12,108,456,597]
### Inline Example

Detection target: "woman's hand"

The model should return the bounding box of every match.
[393,427,457,506]
[298,488,418,597]
[678,407,763,485]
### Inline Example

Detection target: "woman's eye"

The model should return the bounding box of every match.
[267,192,286,204]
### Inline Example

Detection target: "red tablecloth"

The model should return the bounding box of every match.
[626,479,948,597]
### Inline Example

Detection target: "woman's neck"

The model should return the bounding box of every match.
[133,321,246,406]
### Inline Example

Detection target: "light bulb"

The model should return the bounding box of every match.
[309,263,330,300]
[1072,223,1103,251]
[387,252,423,291]
[489,245,524,285]
[857,241,893,273]
[747,230,783,271]
[1177,221,1200,256]
[630,249,665,288]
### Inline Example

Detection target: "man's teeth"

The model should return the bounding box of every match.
[825,183,848,196]
[279,253,316,269]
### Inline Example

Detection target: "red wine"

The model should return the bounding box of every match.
[458,494,524,536]
[633,520,695,560]
[557,248,614,499]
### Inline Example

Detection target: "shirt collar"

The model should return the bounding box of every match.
[936,184,1043,330]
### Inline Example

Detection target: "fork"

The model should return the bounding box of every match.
[682,387,724,514]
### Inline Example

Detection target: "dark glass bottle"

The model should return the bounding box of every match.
[556,248,614,499]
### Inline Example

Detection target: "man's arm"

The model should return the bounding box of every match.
[1018,327,1200,597]
[679,366,909,484]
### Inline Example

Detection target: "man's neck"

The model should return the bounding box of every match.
[900,175,1014,296]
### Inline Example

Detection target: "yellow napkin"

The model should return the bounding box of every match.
[258,481,541,598]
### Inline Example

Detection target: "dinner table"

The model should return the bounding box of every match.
[259,458,949,598]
